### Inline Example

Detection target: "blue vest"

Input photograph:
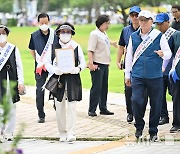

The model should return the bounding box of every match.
[131,29,163,79]
[123,24,136,46]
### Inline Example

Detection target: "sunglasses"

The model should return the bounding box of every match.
[130,13,139,18]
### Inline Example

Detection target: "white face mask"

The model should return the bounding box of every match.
[0,34,7,43]
[39,24,50,31]
[59,34,72,43]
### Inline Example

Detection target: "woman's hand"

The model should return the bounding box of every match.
[110,41,118,48]
[88,63,98,71]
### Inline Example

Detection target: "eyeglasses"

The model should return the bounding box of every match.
[60,30,72,34]
[130,13,138,18]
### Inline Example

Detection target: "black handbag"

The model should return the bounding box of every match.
[45,76,62,93]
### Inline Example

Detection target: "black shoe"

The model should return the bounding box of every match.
[127,114,133,123]
[135,129,143,139]
[38,118,45,123]
[100,110,114,115]
[88,112,97,117]
[159,117,169,125]
[149,134,159,142]
[170,126,180,133]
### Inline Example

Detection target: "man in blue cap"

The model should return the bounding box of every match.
[117,6,148,123]
[154,13,177,126]
[155,12,180,133]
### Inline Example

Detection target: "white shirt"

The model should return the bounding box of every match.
[125,29,172,79]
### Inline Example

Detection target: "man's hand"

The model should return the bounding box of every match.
[125,78,131,87]
[154,50,164,58]
[18,84,26,95]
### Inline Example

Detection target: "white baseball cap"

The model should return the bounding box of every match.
[138,10,153,19]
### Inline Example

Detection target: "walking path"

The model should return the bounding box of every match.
[15,86,179,140]
[11,86,180,153]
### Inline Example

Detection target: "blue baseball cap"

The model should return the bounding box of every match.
[129,6,141,14]
[154,13,169,23]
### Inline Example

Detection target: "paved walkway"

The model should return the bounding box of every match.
[15,86,180,141]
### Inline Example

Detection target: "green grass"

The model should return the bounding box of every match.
[6,24,173,101]
[7,24,125,93]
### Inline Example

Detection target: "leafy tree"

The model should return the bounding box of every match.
[106,0,143,26]
[0,0,13,13]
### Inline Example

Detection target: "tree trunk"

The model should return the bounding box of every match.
[87,7,92,23]
[41,0,49,13]
[121,8,128,27]
[93,0,100,20]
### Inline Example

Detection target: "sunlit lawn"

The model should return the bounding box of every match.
[7,24,172,100]
[7,24,125,93]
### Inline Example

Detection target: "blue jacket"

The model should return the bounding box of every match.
[131,29,163,79]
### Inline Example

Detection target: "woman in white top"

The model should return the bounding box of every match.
[44,22,86,142]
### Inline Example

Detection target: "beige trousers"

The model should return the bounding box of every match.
[54,91,77,137]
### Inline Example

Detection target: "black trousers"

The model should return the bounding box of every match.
[131,77,163,135]
[35,72,48,118]
[161,75,172,119]
[89,63,108,113]
[125,85,133,115]
[171,78,180,127]
[124,74,148,115]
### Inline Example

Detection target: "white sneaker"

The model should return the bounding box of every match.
[67,134,76,142]
[59,136,67,142]
[4,133,13,141]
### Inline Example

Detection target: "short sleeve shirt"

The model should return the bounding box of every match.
[88,30,111,64]
[118,24,138,47]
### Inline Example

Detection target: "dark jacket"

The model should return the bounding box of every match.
[0,47,20,103]
[49,42,82,102]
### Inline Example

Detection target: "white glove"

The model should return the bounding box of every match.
[70,67,80,74]
[55,68,63,75]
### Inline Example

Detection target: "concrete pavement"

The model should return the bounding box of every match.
[12,86,180,153]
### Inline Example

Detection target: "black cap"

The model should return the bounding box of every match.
[0,25,10,35]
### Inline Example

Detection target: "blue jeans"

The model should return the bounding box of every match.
[131,77,163,135]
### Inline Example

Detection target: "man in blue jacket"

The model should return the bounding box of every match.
[155,13,177,125]
[125,10,172,141]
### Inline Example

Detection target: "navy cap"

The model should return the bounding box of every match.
[154,13,169,23]
[129,6,141,14]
